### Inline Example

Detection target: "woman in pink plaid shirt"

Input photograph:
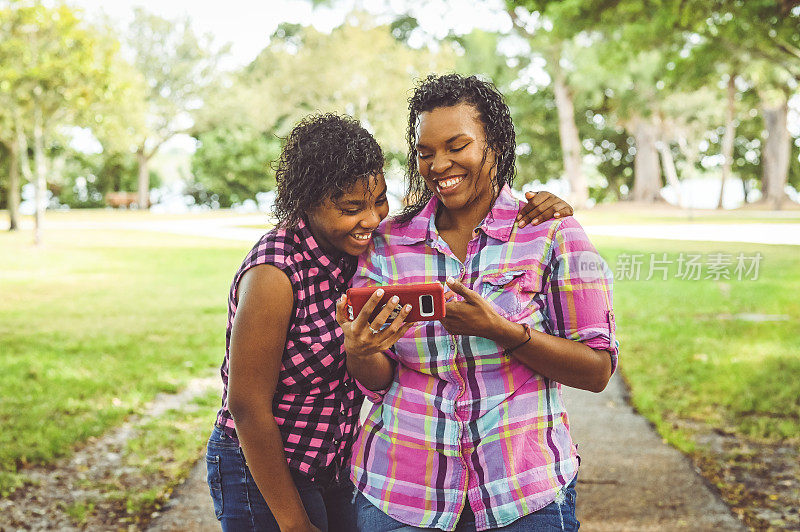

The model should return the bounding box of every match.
[338,74,617,531]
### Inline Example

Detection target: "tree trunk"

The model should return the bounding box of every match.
[656,141,682,206]
[552,61,588,208]
[631,116,662,202]
[718,75,737,209]
[742,176,749,203]
[760,98,791,209]
[33,106,47,246]
[136,145,150,209]
[16,114,33,185]
[7,138,20,231]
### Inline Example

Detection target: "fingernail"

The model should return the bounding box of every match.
[376,289,384,296]
[531,219,538,225]
[404,304,412,311]
[390,295,399,303]
[446,276,455,284]
[554,212,560,217]
[339,295,346,302]
[518,221,526,228]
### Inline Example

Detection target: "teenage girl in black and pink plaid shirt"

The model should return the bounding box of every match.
[206,113,572,532]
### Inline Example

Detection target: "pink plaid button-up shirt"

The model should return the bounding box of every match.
[350,186,618,531]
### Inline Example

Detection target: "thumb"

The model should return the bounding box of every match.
[524,190,537,199]
[335,294,350,325]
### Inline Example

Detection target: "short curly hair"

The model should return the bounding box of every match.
[396,73,516,224]
[273,113,384,228]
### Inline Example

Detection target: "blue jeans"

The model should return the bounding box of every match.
[355,475,579,531]
[206,426,357,531]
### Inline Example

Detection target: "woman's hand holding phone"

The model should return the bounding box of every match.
[335,289,414,359]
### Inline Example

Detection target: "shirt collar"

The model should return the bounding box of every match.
[295,217,356,283]
[392,184,520,245]
[475,185,519,242]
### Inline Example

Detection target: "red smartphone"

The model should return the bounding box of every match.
[346,283,446,322]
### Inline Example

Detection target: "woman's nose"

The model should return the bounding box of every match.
[430,152,452,175]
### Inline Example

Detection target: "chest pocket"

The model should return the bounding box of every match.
[479,270,541,317]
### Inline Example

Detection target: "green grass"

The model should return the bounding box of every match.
[593,236,800,451]
[0,228,245,495]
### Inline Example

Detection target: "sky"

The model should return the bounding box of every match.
[69,0,513,69]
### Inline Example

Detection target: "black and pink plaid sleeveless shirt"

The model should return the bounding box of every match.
[215,218,363,480]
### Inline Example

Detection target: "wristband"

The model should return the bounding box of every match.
[504,323,531,358]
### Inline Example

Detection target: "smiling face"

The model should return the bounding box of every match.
[305,173,389,257]
[415,103,497,219]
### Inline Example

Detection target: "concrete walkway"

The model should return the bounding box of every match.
[147,373,746,531]
[583,222,800,246]
[565,374,745,531]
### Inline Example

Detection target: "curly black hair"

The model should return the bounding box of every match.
[396,73,517,224]
[273,113,384,228]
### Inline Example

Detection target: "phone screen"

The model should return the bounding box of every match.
[419,294,435,317]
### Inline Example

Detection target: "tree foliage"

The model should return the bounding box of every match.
[189,14,456,206]
[507,0,800,206]
[190,127,280,207]
[0,1,130,238]
[125,7,228,207]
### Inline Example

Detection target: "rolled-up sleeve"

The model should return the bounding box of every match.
[545,217,619,374]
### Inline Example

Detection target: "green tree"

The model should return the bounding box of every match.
[54,149,160,208]
[242,15,455,158]
[190,127,280,207]
[191,14,455,205]
[524,0,800,208]
[125,7,227,209]
[506,5,591,206]
[0,1,125,243]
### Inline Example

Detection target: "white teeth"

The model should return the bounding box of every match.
[352,233,371,241]
[438,176,464,190]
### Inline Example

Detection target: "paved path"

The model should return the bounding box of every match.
[583,222,800,246]
[565,374,745,531]
[147,459,218,532]
[148,373,746,531]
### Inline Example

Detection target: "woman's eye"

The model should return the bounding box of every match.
[342,209,361,215]
[451,145,467,152]
[418,153,432,160]
[376,196,388,205]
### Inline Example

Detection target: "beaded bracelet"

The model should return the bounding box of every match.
[504,323,531,358]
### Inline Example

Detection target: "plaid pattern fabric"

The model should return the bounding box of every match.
[215,218,363,480]
[350,186,617,531]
